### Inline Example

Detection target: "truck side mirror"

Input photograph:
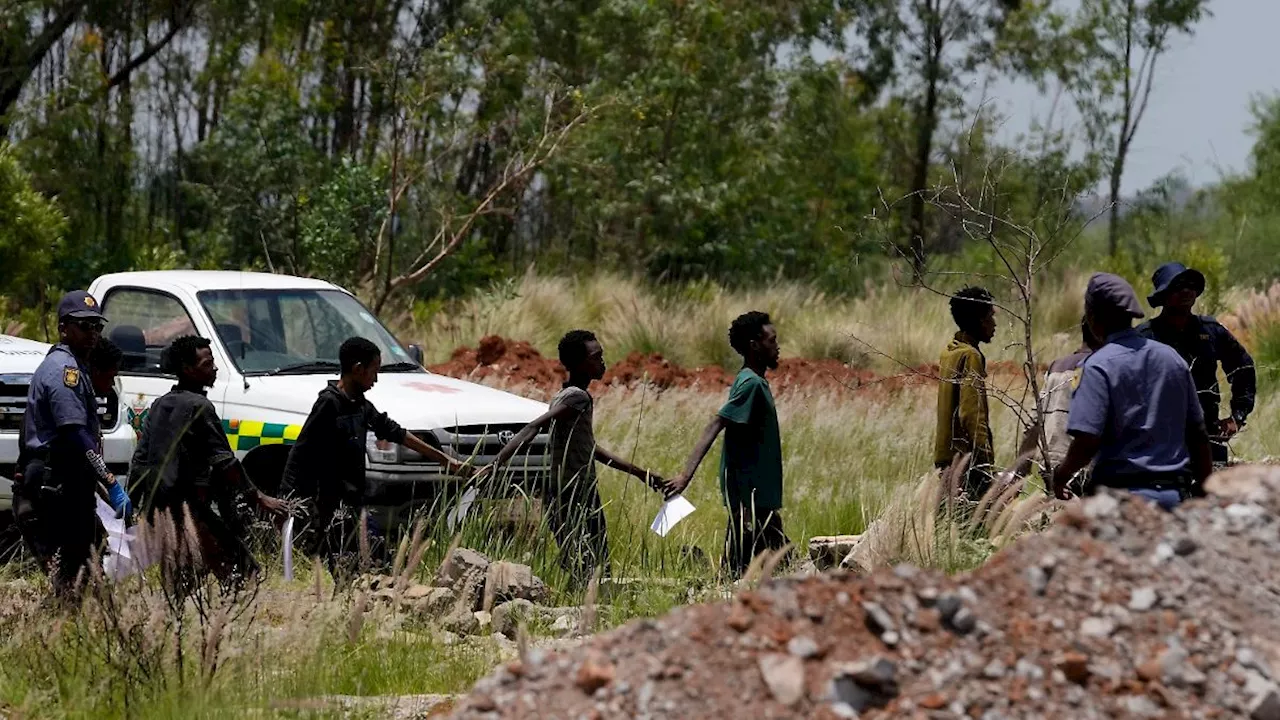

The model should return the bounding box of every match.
[407,344,424,366]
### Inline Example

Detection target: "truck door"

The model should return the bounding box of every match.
[98,287,212,431]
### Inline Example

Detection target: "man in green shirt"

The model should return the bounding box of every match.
[669,311,785,578]
[934,286,997,498]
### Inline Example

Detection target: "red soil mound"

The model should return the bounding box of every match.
[426,336,1029,397]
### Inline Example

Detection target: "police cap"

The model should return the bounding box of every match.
[1085,273,1144,319]
[57,290,107,322]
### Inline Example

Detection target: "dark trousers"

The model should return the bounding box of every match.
[14,459,98,597]
[724,503,789,579]
[147,489,260,592]
[1092,471,1192,509]
[309,501,390,587]
[543,480,609,587]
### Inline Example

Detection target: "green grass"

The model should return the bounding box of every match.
[6,271,1280,717]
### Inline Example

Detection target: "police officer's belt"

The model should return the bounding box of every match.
[1093,471,1190,493]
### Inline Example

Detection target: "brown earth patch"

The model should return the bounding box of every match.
[428,335,1027,397]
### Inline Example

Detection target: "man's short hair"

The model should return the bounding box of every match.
[558,329,598,370]
[162,336,211,376]
[950,287,994,333]
[729,311,772,357]
[339,337,381,374]
[89,337,123,371]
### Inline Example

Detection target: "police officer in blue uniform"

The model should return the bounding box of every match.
[1049,273,1213,511]
[1137,262,1255,466]
[13,291,131,595]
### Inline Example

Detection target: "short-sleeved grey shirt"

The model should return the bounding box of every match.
[547,386,596,490]
[24,343,98,454]
[1067,329,1204,478]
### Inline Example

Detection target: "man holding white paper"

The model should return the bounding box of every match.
[482,330,672,587]
[668,311,789,578]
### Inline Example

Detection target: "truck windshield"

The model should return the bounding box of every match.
[198,289,422,376]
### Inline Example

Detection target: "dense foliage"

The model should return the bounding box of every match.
[4,0,1267,316]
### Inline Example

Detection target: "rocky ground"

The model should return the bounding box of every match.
[449,464,1280,719]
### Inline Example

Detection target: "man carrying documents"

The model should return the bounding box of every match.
[484,330,672,588]
[669,312,788,578]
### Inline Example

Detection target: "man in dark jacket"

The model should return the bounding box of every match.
[281,337,475,585]
[1138,262,1256,467]
[129,336,287,588]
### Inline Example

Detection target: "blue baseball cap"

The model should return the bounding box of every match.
[1085,273,1145,319]
[1148,262,1205,307]
[57,290,106,322]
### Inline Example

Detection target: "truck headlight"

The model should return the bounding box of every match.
[366,433,399,464]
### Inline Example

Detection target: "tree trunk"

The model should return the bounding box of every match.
[1108,139,1127,257]
[906,6,944,281]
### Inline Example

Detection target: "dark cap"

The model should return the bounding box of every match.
[57,290,106,322]
[1148,261,1205,307]
[1085,273,1144,319]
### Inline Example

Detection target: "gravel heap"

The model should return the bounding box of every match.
[450,464,1280,719]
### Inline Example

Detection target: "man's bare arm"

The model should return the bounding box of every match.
[668,415,728,495]
[402,432,476,478]
[595,446,669,494]
[482,404,576,477]
[1051,432,1101,500]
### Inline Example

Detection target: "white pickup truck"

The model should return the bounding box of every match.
[82,271,550,516]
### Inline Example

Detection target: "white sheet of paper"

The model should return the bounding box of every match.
[650,495,696,537]
[96,498,132,559]
[446,486,479,532]
[282,516,295,581]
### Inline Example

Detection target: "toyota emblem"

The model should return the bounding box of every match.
[497,430,516,444]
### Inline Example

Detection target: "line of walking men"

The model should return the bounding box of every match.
[15,291,789,598]
[935,262,1256,510]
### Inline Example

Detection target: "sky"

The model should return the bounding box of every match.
[980,1,1280,195]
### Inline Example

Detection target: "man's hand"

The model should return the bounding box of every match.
[643,472,677,499]
[1047,470,1073,501]
[1219,417,1241,439]
[666,472,691,497]
[256,492,289,518]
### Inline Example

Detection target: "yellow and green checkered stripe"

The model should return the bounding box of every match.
[223,419,302,452]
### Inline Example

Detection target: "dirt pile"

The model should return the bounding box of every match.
[450,465,1280,719]
[427,335,989,396]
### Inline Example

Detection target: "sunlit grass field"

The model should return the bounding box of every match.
[3,270,1279,718]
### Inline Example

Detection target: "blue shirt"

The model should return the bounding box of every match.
[1067,329,1204,478]
[23,344,98,454]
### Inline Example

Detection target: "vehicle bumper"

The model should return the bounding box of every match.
[364,462,549,505]
[0,422,135,480]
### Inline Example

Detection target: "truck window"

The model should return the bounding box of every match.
[198,289,416,375]
[101,289,197,374]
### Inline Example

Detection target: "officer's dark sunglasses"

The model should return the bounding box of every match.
[72,319,105,333]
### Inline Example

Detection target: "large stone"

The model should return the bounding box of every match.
[436,548,491,587]
[1204,464,1280,504]
[441,607,481,637]
[808,535,862,570]
[484,561,551,608]
[404,586,458,618]
[492,599,537,638]
[758,654,806,706]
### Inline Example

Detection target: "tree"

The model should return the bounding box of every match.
[1061,0,1210,257]
[0,143,65,308]
[869,0,1034,279]
[0,0,195,136]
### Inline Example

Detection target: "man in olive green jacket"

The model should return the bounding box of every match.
[934,286,997,498]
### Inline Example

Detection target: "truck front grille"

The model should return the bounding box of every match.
[403,423,549,466]
[0,373,119,433]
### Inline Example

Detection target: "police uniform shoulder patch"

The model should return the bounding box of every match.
[1070,367,1083,391]
[63,367,80,387]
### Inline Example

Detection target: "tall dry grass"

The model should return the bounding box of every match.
[399,270,1089,372]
